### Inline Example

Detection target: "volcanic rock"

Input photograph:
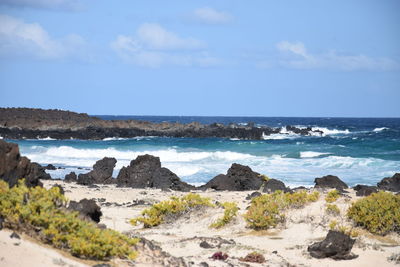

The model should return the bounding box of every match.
[77,157,117,185]
[262,178,290,193]
[200,163,263,191]
[44,164,56,170]
[353,184,378,196]
[116,154,194,191]
[314,175,348,191]
[308,230,358,260]
[377,173,400,192]
[64,172,77,183]
[68,198,102,223]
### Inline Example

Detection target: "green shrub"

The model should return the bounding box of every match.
[326,204,340,215]
[210,202,239,228]
[325,189,340,203]
[131,193,214,228]
[259,174,270,181]
[0,180,138,260]
[347,191,400,235]
[244,190,319,230]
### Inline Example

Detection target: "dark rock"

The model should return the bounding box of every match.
[64,171,77,182]
[353,184,378,196]
[0,140,47,187]
[308,230,358,260]
[200,163,263,191]
[0,215,4,230]
[68,199,102,223]
[10,232,20,239]
[314,175,348,191]
[116,154,194,191]
[377,173,400,192]
[77,157,117,185]
[246,191,262,200]
[292,186,307,191]
[88,184,99,188]
[51,184,64,195]
[44,164,56,170]
[272,250,277,254]
[200,241,213,249]
[262,178,289,193]
[92,264,111,267]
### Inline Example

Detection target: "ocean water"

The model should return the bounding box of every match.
[7,117,400,187]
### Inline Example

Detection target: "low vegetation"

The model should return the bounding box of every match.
[0,180,138,260]
[239,251,266,263]
[326,204,340,215]
[210,202,239,229]
[329,220,359,237]
[347,191,400,235]
[131,193,214,228]
[244,190,319,230]
[325,189,340,203]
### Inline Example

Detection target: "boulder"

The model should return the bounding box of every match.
[116,154,194,191]
[44,164,56,170]
[353,184,378,196]
[377,173,400,192]
[64,172,77,183]
[262,178,289,193]
[308,230,358,260]
[68,199,102,223]
[77,157,117,185]
[200,163,263,191]
[314,175,348,191]
[246,191,262,200]
[0,140,48,187]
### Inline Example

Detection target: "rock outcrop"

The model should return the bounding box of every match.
[68,199,102,223]
[308,230,358,260]
[314,175,348,191]
[262,178,289,193]
[0,140,49,187]
[200,163,263,191]
[64,172,77,183]
[116,155,194,191]
[77,157,117,185]
[353,184,378,196]
[377,173,400,192]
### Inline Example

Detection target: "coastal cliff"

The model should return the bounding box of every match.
[0,108,322,140]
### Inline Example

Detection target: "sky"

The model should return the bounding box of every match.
[0,0,399,117]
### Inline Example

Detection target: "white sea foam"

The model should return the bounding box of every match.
[373,127,388,132]
[312,127,350,135]
[102,137,129,141]
[300,151,330,158]
[36,137,56,140]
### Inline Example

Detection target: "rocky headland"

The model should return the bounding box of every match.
[0,108,323,140]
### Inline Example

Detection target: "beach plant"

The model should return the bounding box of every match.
[326,204,340,215]
[0,180,138,260]
[211,251,229,260]
[329,220,359,237]
[244,190,319,230]
[131,193,214,228]
[210,202,239,229]
[325,189,340,203]
[239,251,266,263]
[347,191,400,235]
[259,174,270,181]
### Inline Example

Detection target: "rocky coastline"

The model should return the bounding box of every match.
[0,108,323,140]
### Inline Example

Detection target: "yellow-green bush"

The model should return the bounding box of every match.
[325,189,340,203]
[326,204,340,215]
[347,191,400,235]
[0,180,138,260]
[131,193,214,228]
[329,220,359,237]
[210,202,239,228]
[244,190,319,230]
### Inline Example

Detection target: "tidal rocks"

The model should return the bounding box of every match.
[262,178,289,193]
[201,163,263,191]
[68,199,102,223]
[314,175,348,191]
[308,230,358,260]
[377,173,400,192]
[0,140,48,187]
[64,172,77,183]
[353,184,378,196]
[44,164,57,170]
[77,157,117,185]
[116,154,194,191]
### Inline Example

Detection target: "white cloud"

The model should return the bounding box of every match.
[111,23,221,68]
[273,41,399,71]
[192,7,233,24]
[0,0,82,11]
[0,14,87,60]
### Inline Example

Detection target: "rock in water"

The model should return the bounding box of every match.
[0,140,48,187]
[116,154,194,191]
[308,230,358,260]
[262,178,289,193]
[377,173,400,192]
[77,157,117,185]
[64,172,77,183]
[353,184,378,196]
[314,175,348,191]
[68,199,102,223]
[200,163,263,191]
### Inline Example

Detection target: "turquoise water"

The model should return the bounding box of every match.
[8,117,400,187]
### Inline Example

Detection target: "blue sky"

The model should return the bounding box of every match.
[0,0,399,117]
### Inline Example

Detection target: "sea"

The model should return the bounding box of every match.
[6,116,400,187]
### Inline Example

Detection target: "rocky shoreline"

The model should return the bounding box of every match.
[0,108,323,140]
